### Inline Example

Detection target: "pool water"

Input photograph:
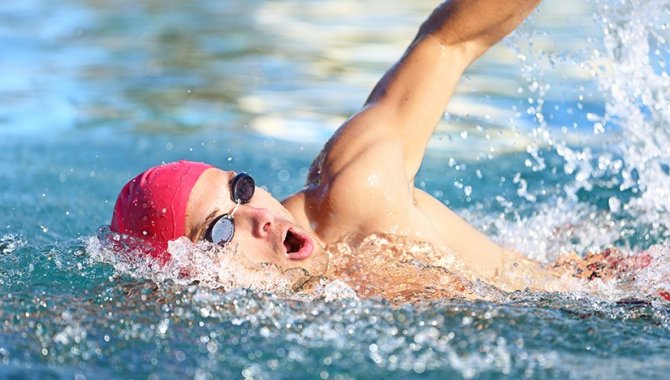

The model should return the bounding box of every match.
[2,0,670,378]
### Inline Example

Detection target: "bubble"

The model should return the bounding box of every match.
[157,319,169,335]
[278,169,290,182]
[464,186,473,197]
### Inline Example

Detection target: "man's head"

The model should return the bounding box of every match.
[111,160,212,259]
[110,161,326,273]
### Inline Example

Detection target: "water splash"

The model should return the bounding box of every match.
[0,234,25,255]
[631,244,670,299]
[88,228,319,296]
[593,0,670,221]
[482,0,670,263]
[470,201,621,262]
[556,0,670,218]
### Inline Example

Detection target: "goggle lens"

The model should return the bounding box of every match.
[231,173,255,204]
[208,215,235,245]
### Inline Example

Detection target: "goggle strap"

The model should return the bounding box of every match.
[229,202,241,217]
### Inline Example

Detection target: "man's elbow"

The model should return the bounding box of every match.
[415,32,486,70]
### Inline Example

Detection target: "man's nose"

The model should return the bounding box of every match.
[244,207,274,238]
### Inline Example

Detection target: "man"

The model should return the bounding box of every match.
[111,0,552,293]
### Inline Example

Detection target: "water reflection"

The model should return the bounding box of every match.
[1,0,611,151]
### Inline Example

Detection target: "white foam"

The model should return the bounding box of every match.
[86,231,361,302]
[0,234,25,255]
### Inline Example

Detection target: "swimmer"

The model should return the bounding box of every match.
[110,0,568,293]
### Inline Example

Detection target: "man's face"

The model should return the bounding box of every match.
[184,168,327,275]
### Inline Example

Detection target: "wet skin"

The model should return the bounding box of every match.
[184,168,328,275]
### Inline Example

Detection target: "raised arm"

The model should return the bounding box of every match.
[312,0,541,184]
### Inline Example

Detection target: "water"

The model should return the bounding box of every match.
[2,0,670,378]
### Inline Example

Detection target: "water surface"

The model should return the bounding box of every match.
[2,0,670,378]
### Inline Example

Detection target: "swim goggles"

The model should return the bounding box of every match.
[204,172,255,246]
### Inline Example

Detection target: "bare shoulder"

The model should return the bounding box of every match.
[298,134,415,242]
[307,107,400,183]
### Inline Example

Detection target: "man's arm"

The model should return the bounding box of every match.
[312,0,541,184]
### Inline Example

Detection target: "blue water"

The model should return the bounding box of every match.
[2,0,670,378]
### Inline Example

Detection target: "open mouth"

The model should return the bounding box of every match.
[283,227,314,260]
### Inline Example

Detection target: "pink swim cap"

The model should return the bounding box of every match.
[110,160,213,261]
